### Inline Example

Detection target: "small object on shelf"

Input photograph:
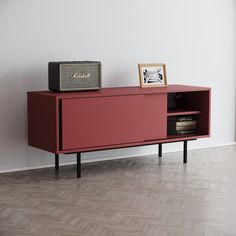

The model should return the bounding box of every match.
[174,93,188,107]
[48,61,101,92]
[168,116,197,135]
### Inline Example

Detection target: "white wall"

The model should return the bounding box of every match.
[0,0,235,172]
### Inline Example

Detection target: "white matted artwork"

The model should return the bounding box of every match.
[138,63,167,88]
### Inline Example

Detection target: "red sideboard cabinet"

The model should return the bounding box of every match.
[27,85,211,178]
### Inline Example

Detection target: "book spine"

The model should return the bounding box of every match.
[168,120,197,126]
[176,125,196,131]
[168,130,196,135]
[168,116,194,122]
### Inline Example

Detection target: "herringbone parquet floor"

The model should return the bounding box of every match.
[1,145,236,236]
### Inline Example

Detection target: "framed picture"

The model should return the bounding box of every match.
[138,63,167,88]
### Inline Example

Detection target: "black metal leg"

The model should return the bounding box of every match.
[158,143,162,157]
[77,153,81,178]
[55,154,59,171]
[183,141,187,164]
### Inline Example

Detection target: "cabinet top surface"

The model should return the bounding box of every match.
[28,84,210,99]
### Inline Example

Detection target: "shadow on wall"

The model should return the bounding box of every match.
[0,68,53,169]
[0,69,47,147]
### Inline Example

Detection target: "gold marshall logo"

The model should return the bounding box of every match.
[70,73,91,79]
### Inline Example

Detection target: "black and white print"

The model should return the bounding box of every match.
[139,63,167,88]
[142,66,164,84]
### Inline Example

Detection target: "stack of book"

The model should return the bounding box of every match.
[168,116,197,135]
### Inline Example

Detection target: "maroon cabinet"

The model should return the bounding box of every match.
[27,85,210,155]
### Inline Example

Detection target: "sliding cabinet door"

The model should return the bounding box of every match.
[61,95,144,150]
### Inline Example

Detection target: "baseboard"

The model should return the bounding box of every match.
[162,141,236,153]
[0,152,150,174]
[0,142,235,174]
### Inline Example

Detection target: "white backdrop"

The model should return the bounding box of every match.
[0,0,235,172]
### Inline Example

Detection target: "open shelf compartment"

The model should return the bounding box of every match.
[167,91,210,137]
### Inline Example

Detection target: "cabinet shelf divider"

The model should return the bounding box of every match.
[167,110,202,117]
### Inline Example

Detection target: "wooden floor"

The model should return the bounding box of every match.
[1,145,236,236]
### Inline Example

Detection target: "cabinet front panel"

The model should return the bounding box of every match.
[61,96,144,150]
[143,94,167,140]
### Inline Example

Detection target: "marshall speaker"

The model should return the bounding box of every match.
[48,61,101,92]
